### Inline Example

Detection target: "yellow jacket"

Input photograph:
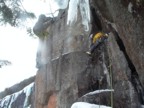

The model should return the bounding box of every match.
[92,32,105,43]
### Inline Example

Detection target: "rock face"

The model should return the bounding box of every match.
[93,0,144,107]
[34,0,144,108]
[1,0,144,108]
[35,0,144,108]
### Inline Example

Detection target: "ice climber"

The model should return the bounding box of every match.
[87,32,108,55]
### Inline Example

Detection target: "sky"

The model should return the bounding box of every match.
[0,26,38,92]
[0,0,58,92]
[22,0,59,17]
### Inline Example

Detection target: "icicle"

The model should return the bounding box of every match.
[67,0,90,31]
[79,0,90,31]
[67,0,79,25]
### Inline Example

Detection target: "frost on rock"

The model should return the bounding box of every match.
[67,0,90,31]
[71,102,112,108]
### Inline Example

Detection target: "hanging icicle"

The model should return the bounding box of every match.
[67,0,90,31]
[79,0,90,31]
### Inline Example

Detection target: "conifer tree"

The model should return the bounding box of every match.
[0,0,35,27]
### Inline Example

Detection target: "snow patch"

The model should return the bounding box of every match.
[71,102,112,108]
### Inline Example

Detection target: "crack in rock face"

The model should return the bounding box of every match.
[108,24,144,104]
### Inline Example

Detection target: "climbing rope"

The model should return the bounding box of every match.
[99,79,101,108]
[107,37,113,108]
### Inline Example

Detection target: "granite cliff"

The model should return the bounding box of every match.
[0,0,144,108]
[34,0,144,107]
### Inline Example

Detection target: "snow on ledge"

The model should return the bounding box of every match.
[84,89,114,97]
[71,102,112,108]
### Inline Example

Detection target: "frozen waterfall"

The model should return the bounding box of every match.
[0,83,34,108]
[46,0,90,31]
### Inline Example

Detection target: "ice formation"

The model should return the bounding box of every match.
[0,83,34,108]
[45,0,90,31]
[67,0,90,31]
[79,0,91,31]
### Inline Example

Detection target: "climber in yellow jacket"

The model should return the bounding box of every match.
[87,32,109,55]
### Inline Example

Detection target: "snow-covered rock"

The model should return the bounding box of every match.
[71,102,112,108]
